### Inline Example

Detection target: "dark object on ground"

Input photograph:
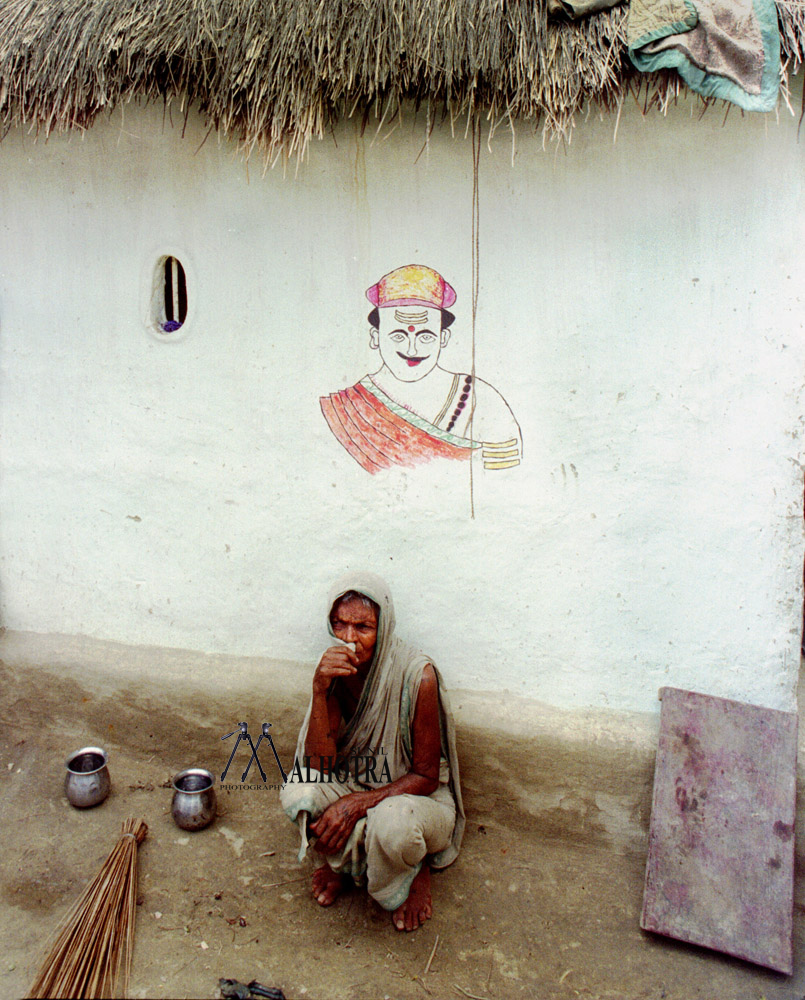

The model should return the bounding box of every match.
[249,980,287,999]
[219,979,251,999]
[218,978,286,999]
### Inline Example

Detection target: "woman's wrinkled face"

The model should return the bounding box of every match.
[331,596,379,669]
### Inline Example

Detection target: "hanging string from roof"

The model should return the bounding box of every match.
[469,111,482,520]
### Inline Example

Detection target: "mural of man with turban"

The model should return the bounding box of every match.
[320,265,521,474]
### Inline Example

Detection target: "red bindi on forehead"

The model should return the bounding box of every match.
[408,325,415,332]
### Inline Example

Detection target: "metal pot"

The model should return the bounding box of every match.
[65,746,111,808]
[171,768,217,831]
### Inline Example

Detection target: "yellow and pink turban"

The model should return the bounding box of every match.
[366,264,457,311]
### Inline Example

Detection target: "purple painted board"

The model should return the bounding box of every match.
[641,687,798,974]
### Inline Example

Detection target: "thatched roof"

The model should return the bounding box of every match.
[1,0,803,158]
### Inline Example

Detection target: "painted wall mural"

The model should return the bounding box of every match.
[320,264,522,473]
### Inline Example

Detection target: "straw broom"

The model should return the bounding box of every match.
[29,817,148,1000]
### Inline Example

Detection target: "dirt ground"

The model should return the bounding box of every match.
[2,642,805,1000]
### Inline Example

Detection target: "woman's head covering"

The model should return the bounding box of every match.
[327,572,394,661]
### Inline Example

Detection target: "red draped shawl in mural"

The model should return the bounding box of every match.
[320,378,479,474]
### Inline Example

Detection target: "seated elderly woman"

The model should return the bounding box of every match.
[280,573,464,931]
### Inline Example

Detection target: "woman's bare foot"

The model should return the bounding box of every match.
[312,864,346,906]
[392,865,433,931]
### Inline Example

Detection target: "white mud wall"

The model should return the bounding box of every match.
[0,96,803,714]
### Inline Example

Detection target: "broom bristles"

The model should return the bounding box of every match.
[29,817,148,1000]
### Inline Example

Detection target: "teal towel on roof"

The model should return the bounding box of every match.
[627,0,781,111]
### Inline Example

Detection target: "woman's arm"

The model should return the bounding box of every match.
[303,646,356,759]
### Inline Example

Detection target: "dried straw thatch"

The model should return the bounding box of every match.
[0,0,803,158]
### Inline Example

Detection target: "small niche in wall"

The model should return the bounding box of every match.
[151,255,189,336]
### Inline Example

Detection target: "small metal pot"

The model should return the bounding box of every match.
[65,746,111,808]
[171,768,217,831]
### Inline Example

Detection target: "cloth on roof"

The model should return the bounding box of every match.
[627,0,781,111]
[547,0,624,21]
[284,572,466,870]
